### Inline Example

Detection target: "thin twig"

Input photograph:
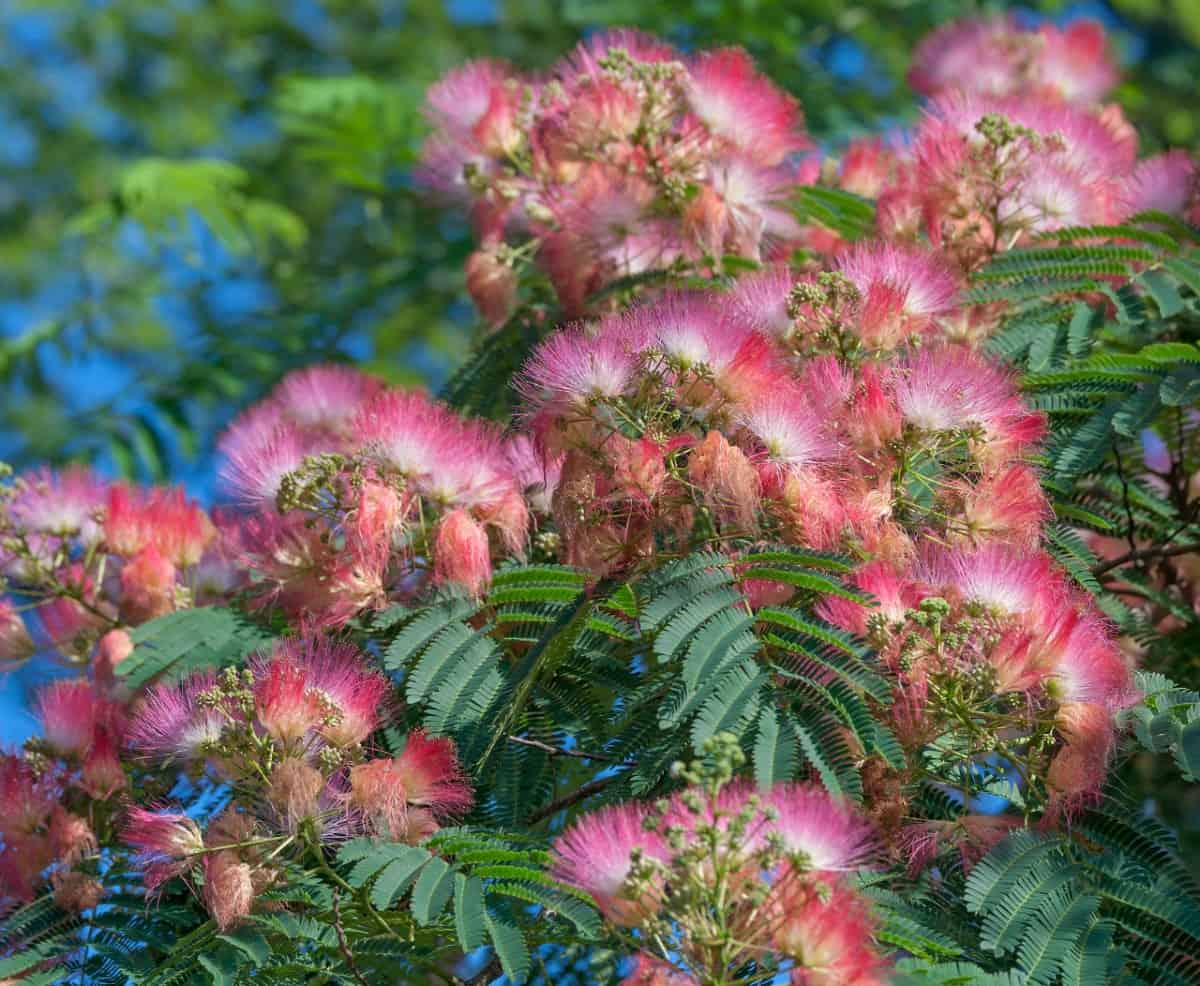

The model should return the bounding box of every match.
[506,734,634,766]
[1092,539,1200,577]
[526,776,619,825]
[1112,438,1139,557]
[331,890,372,986]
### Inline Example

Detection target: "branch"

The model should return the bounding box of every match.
[506,734,634,766]
[330,890,372,986]
[526,775,620,825]
[1092,540,1200,577]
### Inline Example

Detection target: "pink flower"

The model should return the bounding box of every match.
[253,656,325,745]
[465,242,519,327]
[122,807,205,891]
[729,265,797,340]
[265,637,389,748]
[34,679,113,759]
[769,783,877,871]
[0,600,34,670]
[891,347,1044,456]
[1116,150,1198,220]
[433,508,493,596]
[833,242,959,341]
[552,802,666,926]
[688,430,761,531]
[738,393,832,471]
[908,15,1118,105]
[348,730,472,842]
[203,851,255,930]
[774,869,887,986]
[0,752,59,836]
[685,47,808,167]
[518,326,638,413]
[104,484,214,568]
[218,420,309,508]
[5,466,108,549]
[127,672,226,762]
[119,546,177,624]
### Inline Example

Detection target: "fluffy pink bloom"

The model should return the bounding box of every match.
[685,47,807,167]
[423,59,516,141]
[0,751,59,836]
[348,731,472,841]
[622,955,699,986]
[35,679,110,759]
[1117,149,1198,219]
[0,600,34,670]
[122,808,205,891]
[203,852,255,930]
[738,393,832,470]
[104,484,214,568]
[920,543,1061,620]
[465,242,519,327]
[834,242,959,343]
[48,806,97,865]
[238,510,387,627]
[518,327,638,412]
[775,870,888,986]
[769,783,877,871]
[353,389,456,481]
[687,157,801,260]
[891,347,1044,454]
[5,466,108,549]
[433,508,493,597]
[558,28,679,83]
[688,430,761,531]
[909,15,1118,105]
[729,265,797,340]
[80,722,126,799]
[119,545,178,624]
[819,561,923,638]
[127,672,226,762]
[253,656,325,745]
[958,464,1049,545]
[265,637,389,748]
[269,365,385,440]
[218,420,309,508]
[504,434,563,516]
[552,802,667,926]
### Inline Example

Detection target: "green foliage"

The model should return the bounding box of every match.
[117,606,277,690]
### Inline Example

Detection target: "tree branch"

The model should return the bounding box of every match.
[1092,540,1200,577]
[330,890,372,986]
[506,734,634,766]
[526,775,620,825]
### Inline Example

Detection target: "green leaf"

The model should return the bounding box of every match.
[411,857,455,925]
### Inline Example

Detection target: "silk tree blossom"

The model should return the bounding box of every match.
[908,15,1119,105]
[554,737,886,984]
[821,544,1135,815]
[416,30,810,316]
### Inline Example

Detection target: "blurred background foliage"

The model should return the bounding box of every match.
[0,0,1198,490]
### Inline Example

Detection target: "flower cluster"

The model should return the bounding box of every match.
[0,466,223,672]
[420,16,1198,327]
[121,637,471,928]
[219,365,529,612]
[417,30,809,319]
[0,677,130,914]
[552,735,886,985]
[821,544,1135,830]
[514,269,1042,580]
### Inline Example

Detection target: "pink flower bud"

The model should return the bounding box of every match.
[433,509,492,597]
[465,245,518,328]
[119,546,177,624]
[93,629,134,692]
[0,600,35,671]
[203,851,255,930]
